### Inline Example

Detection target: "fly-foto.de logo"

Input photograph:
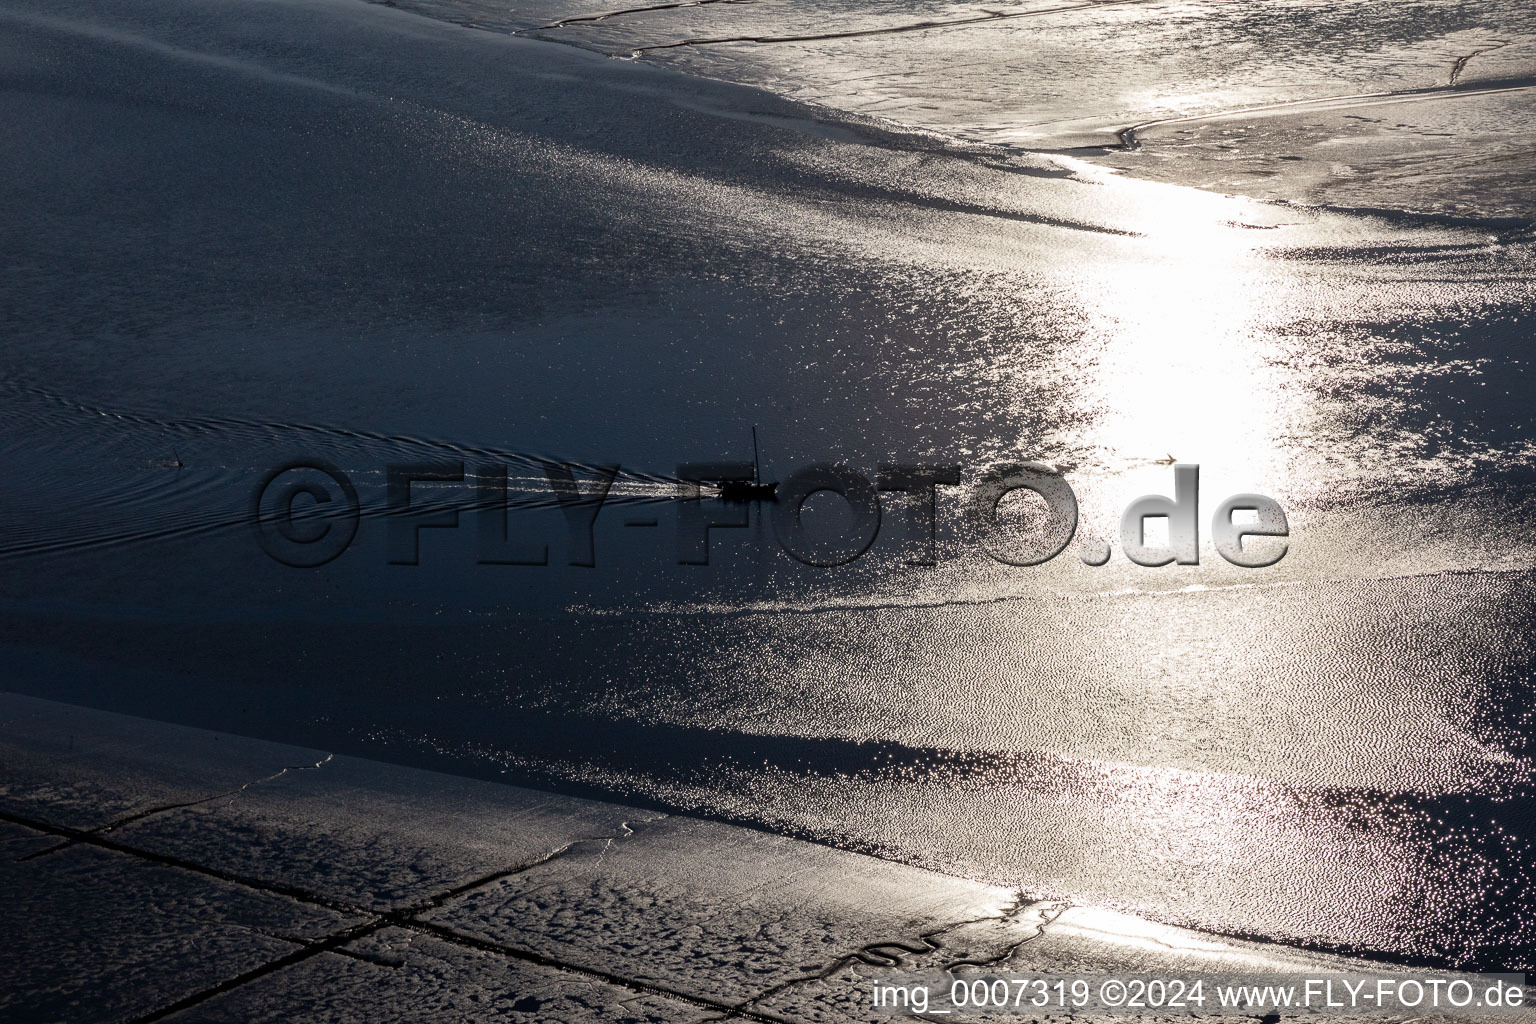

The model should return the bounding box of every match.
[251,460,1288,571]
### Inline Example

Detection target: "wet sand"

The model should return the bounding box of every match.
[1,0,1534,975]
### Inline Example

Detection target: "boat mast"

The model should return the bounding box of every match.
[751,426,761,485]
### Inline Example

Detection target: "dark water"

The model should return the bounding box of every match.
[2,0,1536,970]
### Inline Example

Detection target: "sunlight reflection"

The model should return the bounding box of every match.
[1061,178,1307,524]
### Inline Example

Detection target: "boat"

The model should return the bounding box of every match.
[719,426,777,502]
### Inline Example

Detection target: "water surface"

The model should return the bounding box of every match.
[2,0,1535,970]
